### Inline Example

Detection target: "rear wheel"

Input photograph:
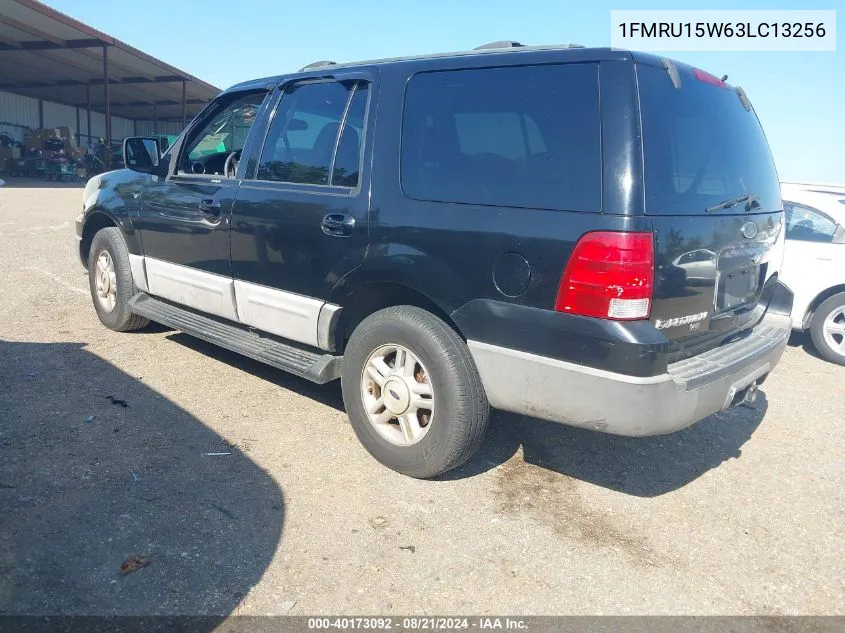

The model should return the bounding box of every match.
[809,293,845,366]
[341,306,489,478]
[87,227,149,332]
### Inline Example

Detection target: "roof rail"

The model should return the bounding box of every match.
[473,41,586,51]
[299,60,337,71]
[781,180,845,190]
[474,41,524,50]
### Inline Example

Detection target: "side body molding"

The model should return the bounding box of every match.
[132,256,341,351]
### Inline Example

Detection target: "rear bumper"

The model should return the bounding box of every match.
[468,296,792,437]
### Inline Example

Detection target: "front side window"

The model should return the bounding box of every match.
[401,63,601,211]
[256,81,367,187]
[178,91,266,176]
[785,203,839,243]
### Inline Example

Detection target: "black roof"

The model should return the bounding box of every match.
[224,44,642,94]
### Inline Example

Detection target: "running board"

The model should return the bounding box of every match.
[129,293,342,384]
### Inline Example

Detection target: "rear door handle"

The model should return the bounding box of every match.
[200,198,220,215]
[198,199,221,215]
[321,213,355,237]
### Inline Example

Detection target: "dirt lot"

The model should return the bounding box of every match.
[1,180,843,616]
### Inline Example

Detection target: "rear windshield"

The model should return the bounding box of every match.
[638,63,781,215]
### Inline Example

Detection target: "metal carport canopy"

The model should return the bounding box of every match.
[0,0,220,141]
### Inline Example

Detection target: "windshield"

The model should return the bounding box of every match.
[638,63,781,215]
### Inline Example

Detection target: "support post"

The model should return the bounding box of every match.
[181,79,186,129]
[102,45,111,169]
[38,99,43,128]
[153,101,158,136]
[86,83,91,147]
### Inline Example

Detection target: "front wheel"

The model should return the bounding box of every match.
[87,227,149,332]
[809,293,845,366]
[341,306,490,478]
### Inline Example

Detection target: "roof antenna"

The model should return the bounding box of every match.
[721,74,728,82]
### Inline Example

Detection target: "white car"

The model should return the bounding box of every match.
[672,249,717,285]
[779,181,845,365]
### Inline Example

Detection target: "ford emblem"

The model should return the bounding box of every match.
[741,221,758,239]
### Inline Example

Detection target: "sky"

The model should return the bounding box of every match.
[43,0,844,183]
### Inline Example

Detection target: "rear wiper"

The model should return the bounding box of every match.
[705,193,759,213]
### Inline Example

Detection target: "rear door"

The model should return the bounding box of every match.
[229,76,374,349]
[636,61,784,349]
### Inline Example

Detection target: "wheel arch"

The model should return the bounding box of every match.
[80,204,143,266]
[804,285,845,328]
[328,249,472,352]
[80,210,119,269]
[331,281,464,353]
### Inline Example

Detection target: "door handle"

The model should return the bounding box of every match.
[198,199,221,217]
[321,213,355,237]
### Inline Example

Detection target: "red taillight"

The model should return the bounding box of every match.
[555,231,654,320]
[693,68,727,88]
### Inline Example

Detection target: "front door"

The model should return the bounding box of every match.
[229,77,374,348]
[136,90,269,321]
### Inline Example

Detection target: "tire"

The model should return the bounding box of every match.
[87,227,149,332]
[809,292,845,366]
[341,306,490,478]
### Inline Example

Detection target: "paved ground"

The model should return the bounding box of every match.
[1,179,843,617]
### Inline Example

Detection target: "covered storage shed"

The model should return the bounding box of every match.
[0,0,219,168]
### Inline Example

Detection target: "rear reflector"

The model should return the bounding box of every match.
[555,231,654,320]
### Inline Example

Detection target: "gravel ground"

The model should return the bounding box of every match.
[0,180,843,617]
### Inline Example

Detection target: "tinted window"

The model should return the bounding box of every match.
[332,84,368,187]
[784,203,838,243]
[257,81,363,186]
[401,64,601,211]
[639,64,780,215]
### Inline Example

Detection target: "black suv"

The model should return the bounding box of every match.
[75,43,794,478]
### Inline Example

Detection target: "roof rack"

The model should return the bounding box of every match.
[473,41,585,51]
[474,41,524,50]
[299,60,337,71]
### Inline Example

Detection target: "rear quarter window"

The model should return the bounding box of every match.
[401,63,601,212]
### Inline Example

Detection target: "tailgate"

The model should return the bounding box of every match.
[636,58,784,348]
[651,211,783,343]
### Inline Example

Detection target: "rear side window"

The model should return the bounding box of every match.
[638,64,781,214]
[784,203,838,243]
[401,64,601,211]
[257,81,367,187]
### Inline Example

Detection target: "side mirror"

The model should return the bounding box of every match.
[123,137,162,175]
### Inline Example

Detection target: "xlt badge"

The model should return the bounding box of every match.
[655,312,708,330]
